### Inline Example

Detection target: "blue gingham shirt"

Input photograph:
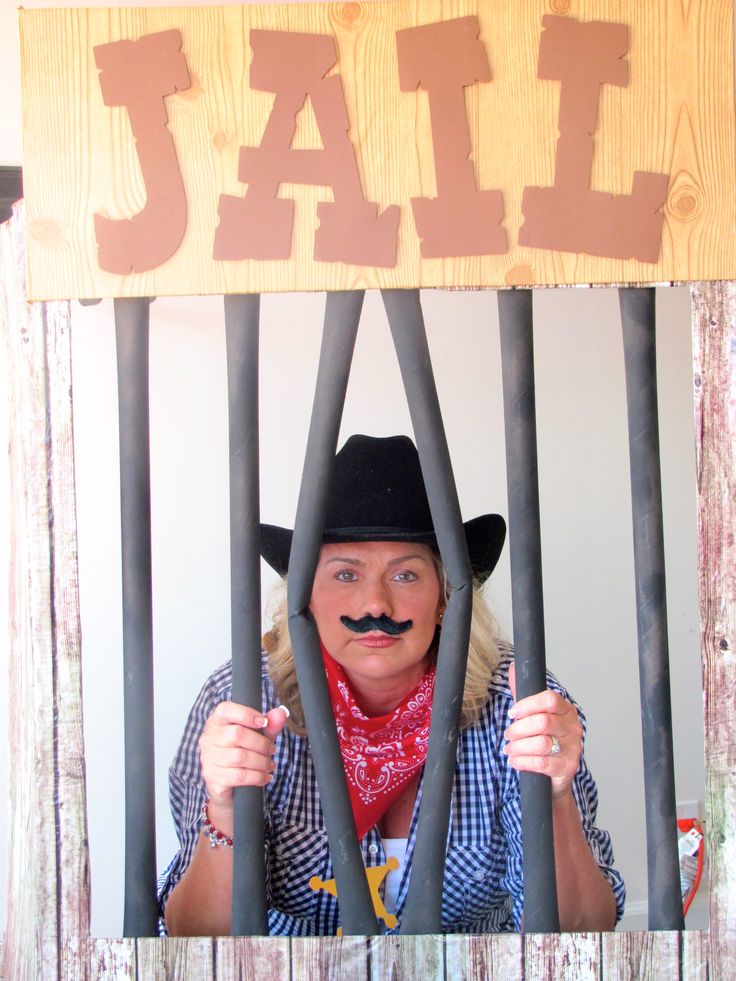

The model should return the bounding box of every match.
[158,647,625,934]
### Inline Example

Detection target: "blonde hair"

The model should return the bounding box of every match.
[263,565,502,735]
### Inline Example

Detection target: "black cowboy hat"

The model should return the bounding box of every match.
[260,434,506,582]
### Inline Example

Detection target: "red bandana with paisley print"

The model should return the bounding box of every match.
[322,645,435,840]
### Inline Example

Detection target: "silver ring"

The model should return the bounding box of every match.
[549,735,561,756]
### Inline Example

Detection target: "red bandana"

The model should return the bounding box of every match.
[322,646,435,840]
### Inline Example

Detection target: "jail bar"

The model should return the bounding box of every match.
[497,289,560,933]
[381,289,474,934]
[619,288,685,931]
[225,295,268,935]
[287,291,378,935]
[115,298,159,937]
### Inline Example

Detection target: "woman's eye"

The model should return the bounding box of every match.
[394,570,418,583]
[335,569,357,582]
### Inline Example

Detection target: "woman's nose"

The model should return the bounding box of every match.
[360,578,393,617]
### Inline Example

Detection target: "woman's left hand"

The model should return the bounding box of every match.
[503,662,583,800]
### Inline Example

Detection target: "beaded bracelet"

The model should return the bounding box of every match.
[201,799,233,849]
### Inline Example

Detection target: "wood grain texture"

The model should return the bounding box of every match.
[524,932,601,981]
[87,939,137,981]
[369,934,444,980]
[136,937,215,980]
[214,937,290,980]
[0,201,88,980]
[444,932,523,980]
[682,930,709,981]
[690,281,736,981]
[19,0,736,300]
[601,931,680,980]
[292,936,369,979]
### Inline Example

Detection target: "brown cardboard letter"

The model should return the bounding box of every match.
[215,30,399,266]
[396,17,506,258]
[519,15,669,262]
[93,30,190,274]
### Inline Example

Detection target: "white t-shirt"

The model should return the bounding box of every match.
[382,838,408,913]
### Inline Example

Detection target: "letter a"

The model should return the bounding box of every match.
[93,30,190,274]
[396,17,506,258]
[520,16,669,262]
[214,30,399,267]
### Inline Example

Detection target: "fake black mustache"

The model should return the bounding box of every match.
[340,614,413,635]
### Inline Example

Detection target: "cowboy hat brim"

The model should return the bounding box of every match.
[260,512,506,583]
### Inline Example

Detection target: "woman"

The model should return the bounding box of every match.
[160,435,624,935]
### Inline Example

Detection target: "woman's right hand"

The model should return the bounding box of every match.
[166,702,289,935]
[199,702,290,827]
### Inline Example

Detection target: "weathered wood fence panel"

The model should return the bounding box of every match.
[444,932,523,980]
[682,931,709,981]
[215,937,290,980]
[600,931,679,980]
[525,933,600,981]
[292,936,369,980]
[0,202,88,980]
[87,939,136,981]
[369,934,444,980]
[691,281,736,981]
[136,937,214,980]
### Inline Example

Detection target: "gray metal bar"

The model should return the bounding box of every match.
[286,290,378,936]
[619,287,685,931]
[381,288,474,935]
[115,297,159,937]
[225,294,268,935]
[497,289,560,933]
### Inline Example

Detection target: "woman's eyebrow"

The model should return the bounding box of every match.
[387,553,429,565]
[322,553,429,566]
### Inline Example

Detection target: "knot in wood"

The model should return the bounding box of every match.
[671,191,699,221]
[337,4,363,27]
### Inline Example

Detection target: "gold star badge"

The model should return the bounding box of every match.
[309,857,400,933]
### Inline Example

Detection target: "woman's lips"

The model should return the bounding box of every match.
[354,633,399,649]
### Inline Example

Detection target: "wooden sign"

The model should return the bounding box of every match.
[19,1,736,300]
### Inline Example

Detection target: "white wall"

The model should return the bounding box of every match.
[2,0,707,938]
